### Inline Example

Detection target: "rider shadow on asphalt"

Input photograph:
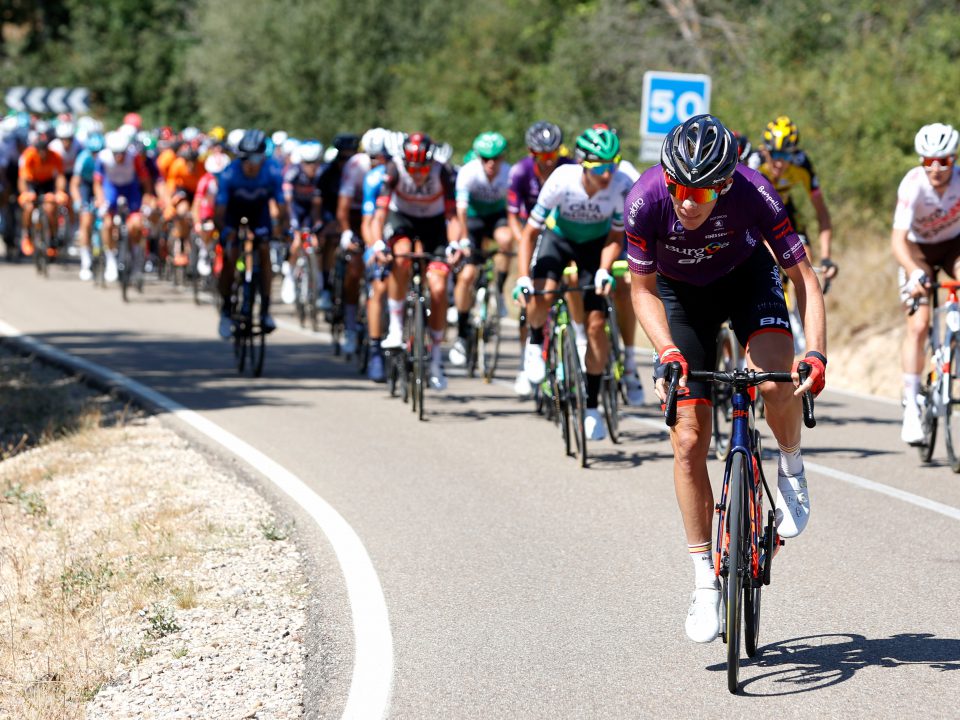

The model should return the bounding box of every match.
[706,632,960,696]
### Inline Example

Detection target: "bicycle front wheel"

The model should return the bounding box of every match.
[725,453,748,693]
[479,288,503,382]
[713,326,738,461]
[563,327,587,467]
[601,358,620,444]
[744,461,763,658]
[917,376,938,463]
[414,296,426,421]
[944,337,960,472]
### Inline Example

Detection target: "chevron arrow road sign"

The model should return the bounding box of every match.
[4,87,91,114]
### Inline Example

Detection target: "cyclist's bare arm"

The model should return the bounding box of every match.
[630,269,677,398]
[507,211,524,246]
[783,256,827,355]
[810,190,834,268]
[336,194,352,235]
[518,221,539,278]
[600,229,623,271]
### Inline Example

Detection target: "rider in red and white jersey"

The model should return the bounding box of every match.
[372,132,457,390]
[892,123,960,444]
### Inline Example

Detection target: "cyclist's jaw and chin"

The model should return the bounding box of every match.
[670,196,718,230]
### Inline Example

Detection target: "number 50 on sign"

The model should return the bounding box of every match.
[640,71,711,138]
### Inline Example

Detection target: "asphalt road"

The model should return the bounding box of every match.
[2,261,959,719]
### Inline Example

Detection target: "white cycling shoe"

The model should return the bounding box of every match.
[343,329,358,355]
[217,314,233,340]
[625,374,645,406]
[524,341,546,384]
[685,585,721,643]
[514,370,532,398]
[584,408,606,441]
[382,326,404,349]
[901,406,924,445]
[78,266,93,282]
[775,469,810,538]
[448,338,468,367]
[429,361,448,391]
[104,258,119,283]
[280,272,296,305]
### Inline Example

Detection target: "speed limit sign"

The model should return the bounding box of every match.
[640,71,711,162]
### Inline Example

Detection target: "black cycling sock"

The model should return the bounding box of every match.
[458,311,470,339]
[496,270,507,294]
[529,325,544,345]
[260,294,270,316]
[586,373,601,409]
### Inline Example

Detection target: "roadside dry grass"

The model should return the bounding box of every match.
[0,349,306,718]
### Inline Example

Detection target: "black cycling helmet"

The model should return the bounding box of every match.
[237,128,268,158]
[525,121,563,153]
[333,133,360,153]
[661,114,739,187]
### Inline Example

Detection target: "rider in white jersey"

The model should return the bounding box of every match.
[515,127,633,441]
[449,132,513,367]
[892,123,960,444]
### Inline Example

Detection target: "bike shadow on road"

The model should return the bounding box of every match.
[706,632,960,696]
[26,330,376,413]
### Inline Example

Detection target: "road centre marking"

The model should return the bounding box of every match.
[0,320,393,720]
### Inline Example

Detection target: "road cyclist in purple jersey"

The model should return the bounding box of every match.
[625,114,826,644]
[507,121,571,396]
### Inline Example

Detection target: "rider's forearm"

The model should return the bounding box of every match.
[456,208,468,240]
[631,279,673,354]
[600,231,623,271]
[507,213,523,245]
[518,224,538,278]
[336,195,351,233]
[790,261,827,355]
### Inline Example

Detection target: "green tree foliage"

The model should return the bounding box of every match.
[6,0,960,235]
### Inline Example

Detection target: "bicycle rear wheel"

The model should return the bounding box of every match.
[944,337,960,473]
[725,453,748,693]
[563,327,587,467]
[917,374,938,463]
[601,357,620,443]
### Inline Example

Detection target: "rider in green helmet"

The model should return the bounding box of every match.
[472,131,507,159]
[574,127,621,162]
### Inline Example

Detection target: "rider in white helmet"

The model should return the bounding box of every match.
[893,122,960,444]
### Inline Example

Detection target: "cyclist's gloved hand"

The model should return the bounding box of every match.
[370,239,389,265]
[513,275,533,305]
[594,267,614,295]
[458,237,473,258]
[656,346,689,399]
[340,230,356,250]
[794,350,826,397]
[902,268,930,302]
[820,257,838,279]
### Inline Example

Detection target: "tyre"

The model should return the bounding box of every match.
[917,375,938,463]
[744,467,763,658]
[479,288,502,382]
[118,231,131,303]
[725,453,747,694]
[563,327,587,467]
[414,294,426,421]
[306,252,319,332]
[601,358,620,444]
[944,337,960,473]
[713,327,738,461]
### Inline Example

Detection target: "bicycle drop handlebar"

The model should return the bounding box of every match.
[663,362,816,429]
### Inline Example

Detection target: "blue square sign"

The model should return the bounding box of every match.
[640,71,711,138]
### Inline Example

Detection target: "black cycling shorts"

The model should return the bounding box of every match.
[657,244,792,402]
[383,211,447,256]
[464,211,509,265]
[531,227,607,314]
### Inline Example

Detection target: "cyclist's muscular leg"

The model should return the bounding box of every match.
[525,277,559,329]
[387,237,413,301]
[614,277,637,348]
[344,252,363,304]
[903,303,931,376]
[746,331,801,449]
[671,403,715,545]
[426,266,449,333]
[493,225,513,291]
[454,263,477,314]
[585,308,609,375]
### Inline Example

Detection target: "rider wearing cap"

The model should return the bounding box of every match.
[626,114,826,644]
[516,126,633,441]
[892,123,960,445]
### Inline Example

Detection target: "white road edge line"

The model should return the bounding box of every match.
[622,413,960,523]
[0,319,393,720]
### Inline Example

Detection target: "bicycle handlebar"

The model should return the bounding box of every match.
[663,362,816,429]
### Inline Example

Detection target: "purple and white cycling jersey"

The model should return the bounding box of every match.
[625,164,805,286]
